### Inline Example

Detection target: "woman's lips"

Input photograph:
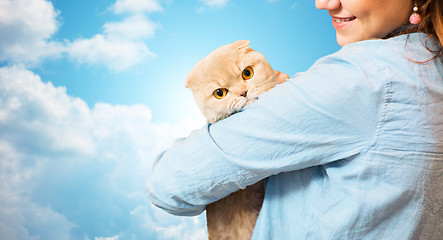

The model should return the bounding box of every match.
[332,16,357,29]
[333,16,357,22]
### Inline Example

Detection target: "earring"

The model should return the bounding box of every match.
[409,2,421,24]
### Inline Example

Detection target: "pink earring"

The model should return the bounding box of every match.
[409,2,421,24]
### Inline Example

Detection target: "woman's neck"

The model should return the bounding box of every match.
[383,23,419,39]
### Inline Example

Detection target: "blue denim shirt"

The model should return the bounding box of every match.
[148,33,443,239]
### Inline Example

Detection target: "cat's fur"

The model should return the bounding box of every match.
[185,40,280,240]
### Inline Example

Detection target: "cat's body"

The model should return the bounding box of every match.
[205,181,265,240]
[186,40,280,240]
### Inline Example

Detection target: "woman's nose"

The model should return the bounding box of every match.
[315,0,341,10]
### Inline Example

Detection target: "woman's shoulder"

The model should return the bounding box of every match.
[337,33,438,63]
[310,33,440,76]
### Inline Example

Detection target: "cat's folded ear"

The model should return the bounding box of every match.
[185,67,198,90]
[232,40,250,49]
[185,73,194,90]
[232,40,251,52]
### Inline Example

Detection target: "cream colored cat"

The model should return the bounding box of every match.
[185,40,281,240]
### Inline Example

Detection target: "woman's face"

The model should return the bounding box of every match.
[315,0,412,46]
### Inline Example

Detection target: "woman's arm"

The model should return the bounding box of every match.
[148,45,385,216]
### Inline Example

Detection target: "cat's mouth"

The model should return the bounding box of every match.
[242,91,258,105]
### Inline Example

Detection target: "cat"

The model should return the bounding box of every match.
[185,40,282,240]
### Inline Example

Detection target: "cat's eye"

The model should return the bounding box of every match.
[213,88,228,99]
[242,66,254,80]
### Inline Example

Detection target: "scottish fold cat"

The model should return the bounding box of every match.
[186,40,283,240]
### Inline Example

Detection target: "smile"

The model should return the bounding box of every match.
[333,16,357,23]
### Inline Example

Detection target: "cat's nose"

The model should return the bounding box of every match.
[241,91,248,97]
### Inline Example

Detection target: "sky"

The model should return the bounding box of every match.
[0,0,340,239]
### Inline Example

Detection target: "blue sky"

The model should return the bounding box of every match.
[0,0,340,239]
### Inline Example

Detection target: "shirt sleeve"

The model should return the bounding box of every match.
[147,46,385,216]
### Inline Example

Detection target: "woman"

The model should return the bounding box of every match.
[148,0,443,239]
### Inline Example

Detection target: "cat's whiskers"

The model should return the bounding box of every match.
[248,73,278,99]
[259,72,277,87]
[229,97,248,113]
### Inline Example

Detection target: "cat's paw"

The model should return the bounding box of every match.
[275,70,289,83]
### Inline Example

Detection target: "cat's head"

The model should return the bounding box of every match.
[185,40,277,123]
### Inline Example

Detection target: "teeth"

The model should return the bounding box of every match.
[334,17,356,23]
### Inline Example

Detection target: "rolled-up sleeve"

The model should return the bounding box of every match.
[147,45,385,216]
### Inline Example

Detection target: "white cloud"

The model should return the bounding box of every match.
[0,124,75,240]
[0,194,75,240]
[0,65,95,155]
[95,236,119,240]
[0,0,64,65]
[67,34,154,72]
[0,0,162,71]
[112,0,163,14]
[65,2,161,71]
[0,65,207,239]
[197,0,230,13]
[199,0,230,8]
[130,205,207,240]
[104,15,158,41]
[67,14,159,71]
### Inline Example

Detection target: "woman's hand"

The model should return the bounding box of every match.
[275,70,289,84]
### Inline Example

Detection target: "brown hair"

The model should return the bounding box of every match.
[417,0,443,48]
